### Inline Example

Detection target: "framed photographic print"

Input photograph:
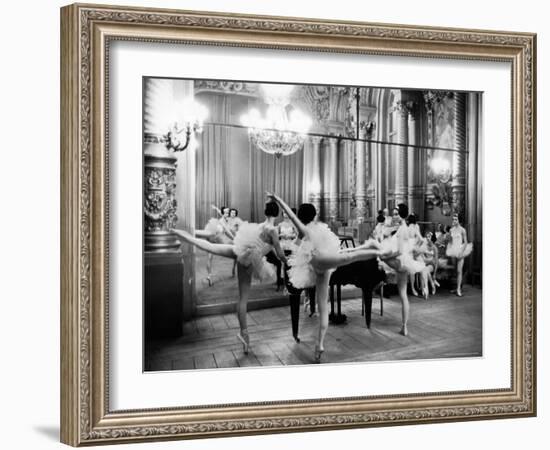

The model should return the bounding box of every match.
[60,3,537,446]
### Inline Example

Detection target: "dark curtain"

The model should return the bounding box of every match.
[249,143,304,222]
[195,96,231,229]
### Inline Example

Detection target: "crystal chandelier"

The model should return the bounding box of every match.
[240,85,312,158]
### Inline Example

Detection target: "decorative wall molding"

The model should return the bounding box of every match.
[194,80,258,97]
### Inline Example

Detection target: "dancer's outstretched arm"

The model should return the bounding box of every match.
[266,192,308,239]
[172,229,236,259]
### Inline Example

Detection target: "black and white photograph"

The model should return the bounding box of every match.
[143,77,483,371]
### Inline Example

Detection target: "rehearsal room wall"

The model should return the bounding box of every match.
[1,1,547,450]
[228,95,253,221]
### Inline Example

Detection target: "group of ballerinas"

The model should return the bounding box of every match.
[373,207,473,308]
[172,196,473,363]
[172,193,400,363]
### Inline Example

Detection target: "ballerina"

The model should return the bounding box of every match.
[172,201,287,355]
[227,208,243,236]
[195,205,234,286]
[417,231,439,296]
[446,213,473,297]
[372,214,386,242]
[278,209,299,252]
[379,204,426,335]
[267,192,398,363]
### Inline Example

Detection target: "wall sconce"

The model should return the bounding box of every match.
[164,99,208,152]
[430,156,451,183]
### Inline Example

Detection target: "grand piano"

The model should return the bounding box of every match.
[328,258,386,328]
[286,257,386,340]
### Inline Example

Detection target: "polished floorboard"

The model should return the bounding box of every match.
[145,287,482,371]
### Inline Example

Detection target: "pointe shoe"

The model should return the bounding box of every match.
[411,289,419,297]
[237,331,250,355]
[205,276,213,287]
[456,290,463,297]
[399,325,408,336]
[422,287,429,300]
[314,346,324,363]
[293,334,301,343]
[434,280,441,287]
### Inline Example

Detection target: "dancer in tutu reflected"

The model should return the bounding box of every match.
[195,205,234,286]
[172,201,287,355]
[372,214,386,242]
[267,192,399,363]
[446,213,473,297]
[378,204,427,336]
[278,209,299,252]
[419,231,440,295]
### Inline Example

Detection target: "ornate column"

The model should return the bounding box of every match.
[144,139,180,251]
[324,136,340,223]
[406,102,423,218]
[338,139,352,222]
[423,91,437,149]
[143,134,184,337]
[365,122,376,219]
[355,124,367,223]
[308,136,322,216]
[452,92,467,218]
[394,101,409,205]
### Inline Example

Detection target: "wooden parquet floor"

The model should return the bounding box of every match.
[145,287,482,371]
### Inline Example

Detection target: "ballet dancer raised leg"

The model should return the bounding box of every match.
[267,192,398,363]
[171,229,252,353]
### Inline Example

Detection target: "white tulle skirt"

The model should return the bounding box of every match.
[288,222,341,289]
[204,218,232,244]
[379,235,425,275]
[233,222,276,282]
[446,242,473,259]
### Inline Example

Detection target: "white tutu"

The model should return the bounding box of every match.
[204,218,232,244]
[233,222,276,282]
[446,242,473,259]
[400,239,426,275]
[288,222,341,289]
[379,235,425,275]
[417,239,436,266]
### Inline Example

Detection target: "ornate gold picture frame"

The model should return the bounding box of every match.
[60,2,536,446]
